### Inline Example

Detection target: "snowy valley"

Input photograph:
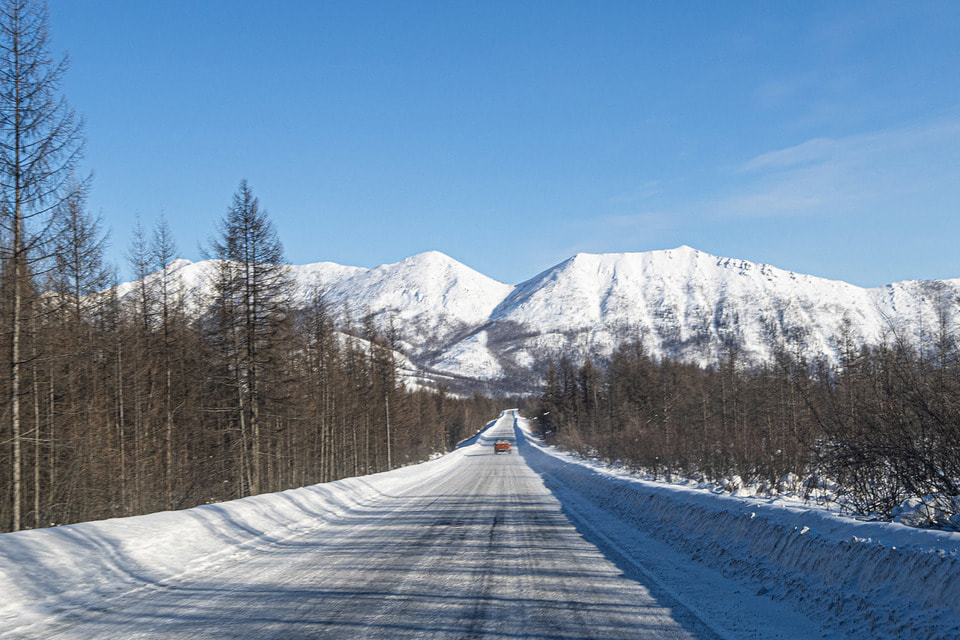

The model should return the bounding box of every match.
[3,1,958,637]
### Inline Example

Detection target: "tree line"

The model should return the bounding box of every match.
[538,321,960,524]
[0,173,498,533]
[0,0,499,533]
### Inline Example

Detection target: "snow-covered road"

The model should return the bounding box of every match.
[5,412,713,638]
[3,410,956,638]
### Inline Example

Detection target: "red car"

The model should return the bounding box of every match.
[494,439,512,454]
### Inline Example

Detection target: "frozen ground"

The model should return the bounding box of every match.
[1,411,957,638]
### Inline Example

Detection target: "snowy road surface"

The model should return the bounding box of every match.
[6,412,718,639]
[5,410,955,638]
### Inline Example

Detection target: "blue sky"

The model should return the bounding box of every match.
[47,0,960,286]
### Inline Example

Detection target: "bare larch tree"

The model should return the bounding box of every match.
[0,0,84,531]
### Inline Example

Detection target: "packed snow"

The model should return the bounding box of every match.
[2,410,957,638]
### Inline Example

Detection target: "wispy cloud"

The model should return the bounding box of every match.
[608,181,663,205]
[739,137,840,173]
[715,116,960,218]
[604,211,672,230]
[574,114,960,270]
[753,69,857,114]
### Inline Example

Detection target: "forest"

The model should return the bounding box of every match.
[0,0,503,533]
[0,172,502,533]
[538,324,960,525]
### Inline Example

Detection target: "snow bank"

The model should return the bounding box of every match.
[516,417,960,640]
[0,448,467,635]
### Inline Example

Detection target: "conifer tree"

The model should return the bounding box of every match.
[207,180,292,496]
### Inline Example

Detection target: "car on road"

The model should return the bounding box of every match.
[494,439,512,454]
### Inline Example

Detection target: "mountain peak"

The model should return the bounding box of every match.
[565,245,706,266]
[396,250,457,267]
[655,244,699,257]
[167,258,195,271]
[113,246,960,393]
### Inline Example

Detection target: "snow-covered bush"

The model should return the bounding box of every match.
[892,495,960,530]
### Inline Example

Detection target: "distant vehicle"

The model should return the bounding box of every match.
[494,439,512,454]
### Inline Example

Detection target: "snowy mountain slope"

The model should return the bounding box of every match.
[113,247,960,393]
[117,252,513,358]
[306,251,514,355]
[433,246,960,387]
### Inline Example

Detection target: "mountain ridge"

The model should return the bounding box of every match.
[117,247,960,394]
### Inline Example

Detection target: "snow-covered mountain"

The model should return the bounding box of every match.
[448,246,960,386]
[120,246,960,393]
[300,251,514,355]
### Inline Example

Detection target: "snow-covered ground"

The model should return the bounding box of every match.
[0,445,468,638]
[518,416,960,639]
[1,411,957,638]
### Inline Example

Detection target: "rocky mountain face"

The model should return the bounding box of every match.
[121,246,960,394]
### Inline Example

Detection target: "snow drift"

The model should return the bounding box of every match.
[0,447,468,636]
[516,416,960,639]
